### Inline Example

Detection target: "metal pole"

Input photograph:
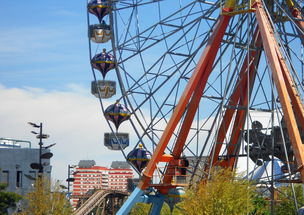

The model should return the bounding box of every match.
[68,165,71,197]
[39,123,43,176]
[271,87,275,214]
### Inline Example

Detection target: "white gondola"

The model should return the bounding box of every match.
[89,22,111,43]
[91,80,116,99]
[104,133,129,150]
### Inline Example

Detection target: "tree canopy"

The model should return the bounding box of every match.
[17,178,72,215]
[179,168,256,215]
[0,183,22,215]
[130,168,262,215]
[275,184,304,215]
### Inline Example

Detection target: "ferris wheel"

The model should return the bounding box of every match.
[87,0,304,214]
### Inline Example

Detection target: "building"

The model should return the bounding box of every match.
[71,160,109,207]
[71,160,133,208]
[0,138,52,196]
[108,168,133,190]
[0,138,52,214]
[108,161,133,190]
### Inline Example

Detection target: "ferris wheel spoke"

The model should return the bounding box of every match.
[118,28,210,97]
[122,74,191,150]
[114,3,218,64]
[116,17,212,64]
[204,47,246,98]
[115,0,166,10]
[184,103,222,156]
[157,1,202,65]
[274,0,304,35]
[124,50,204,114]
[249,66,272,110]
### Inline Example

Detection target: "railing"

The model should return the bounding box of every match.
[151,166,189,187]
[73,189,128,215]
[0,137,32,148]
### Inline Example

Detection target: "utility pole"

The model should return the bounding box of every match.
[28,122,51,178]
[66,165,76,199]
[38,122,43,176]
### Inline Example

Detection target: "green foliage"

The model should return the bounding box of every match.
[17,178,72,215]
[130,169,304,215]
[0,183,7,190]
[275,184,304,215]
[130,168,261,215]
[130,202,151,215]
[250,194,270,215]
[178,168,256,215]
[130,202,183,215]
[0,183,22,215]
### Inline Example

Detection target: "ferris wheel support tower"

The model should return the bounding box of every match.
[116,0,304,214]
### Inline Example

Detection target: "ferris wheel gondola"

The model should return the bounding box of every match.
[87,0,110,23]
[88,21,111,43]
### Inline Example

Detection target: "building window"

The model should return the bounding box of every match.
[16,171,22,188]
[1,171,9,185]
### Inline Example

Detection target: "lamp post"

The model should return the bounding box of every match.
[28,122,51,178]
[66,165,77,199]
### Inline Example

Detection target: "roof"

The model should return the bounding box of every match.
[78,160,96,168]
[111,161,130,169]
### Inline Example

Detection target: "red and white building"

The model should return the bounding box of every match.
[71,160,133,208]
[108,168,133,190]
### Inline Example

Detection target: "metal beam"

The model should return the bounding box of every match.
[254,0,304,182]
[209,29,262,168]
[138,11,233,191]
[286,0,304,39]
[222,31,263,168]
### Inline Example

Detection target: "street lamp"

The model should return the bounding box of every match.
[28,122,52,178]
[66,165,77,199]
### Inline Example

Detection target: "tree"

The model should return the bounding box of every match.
[130,202,151,215]
[0,183,22,215]
[250,193,270,215]
[130,202,183,215]
[130,168,258,215]
[17,177,72,215]
[275,184,304,215]
[178,168,256,215]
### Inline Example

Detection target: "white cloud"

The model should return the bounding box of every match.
[0,85,283,185]
[0,85,128,183]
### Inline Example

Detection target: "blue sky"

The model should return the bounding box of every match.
[0,0,90,90]
[0,1,127,183]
